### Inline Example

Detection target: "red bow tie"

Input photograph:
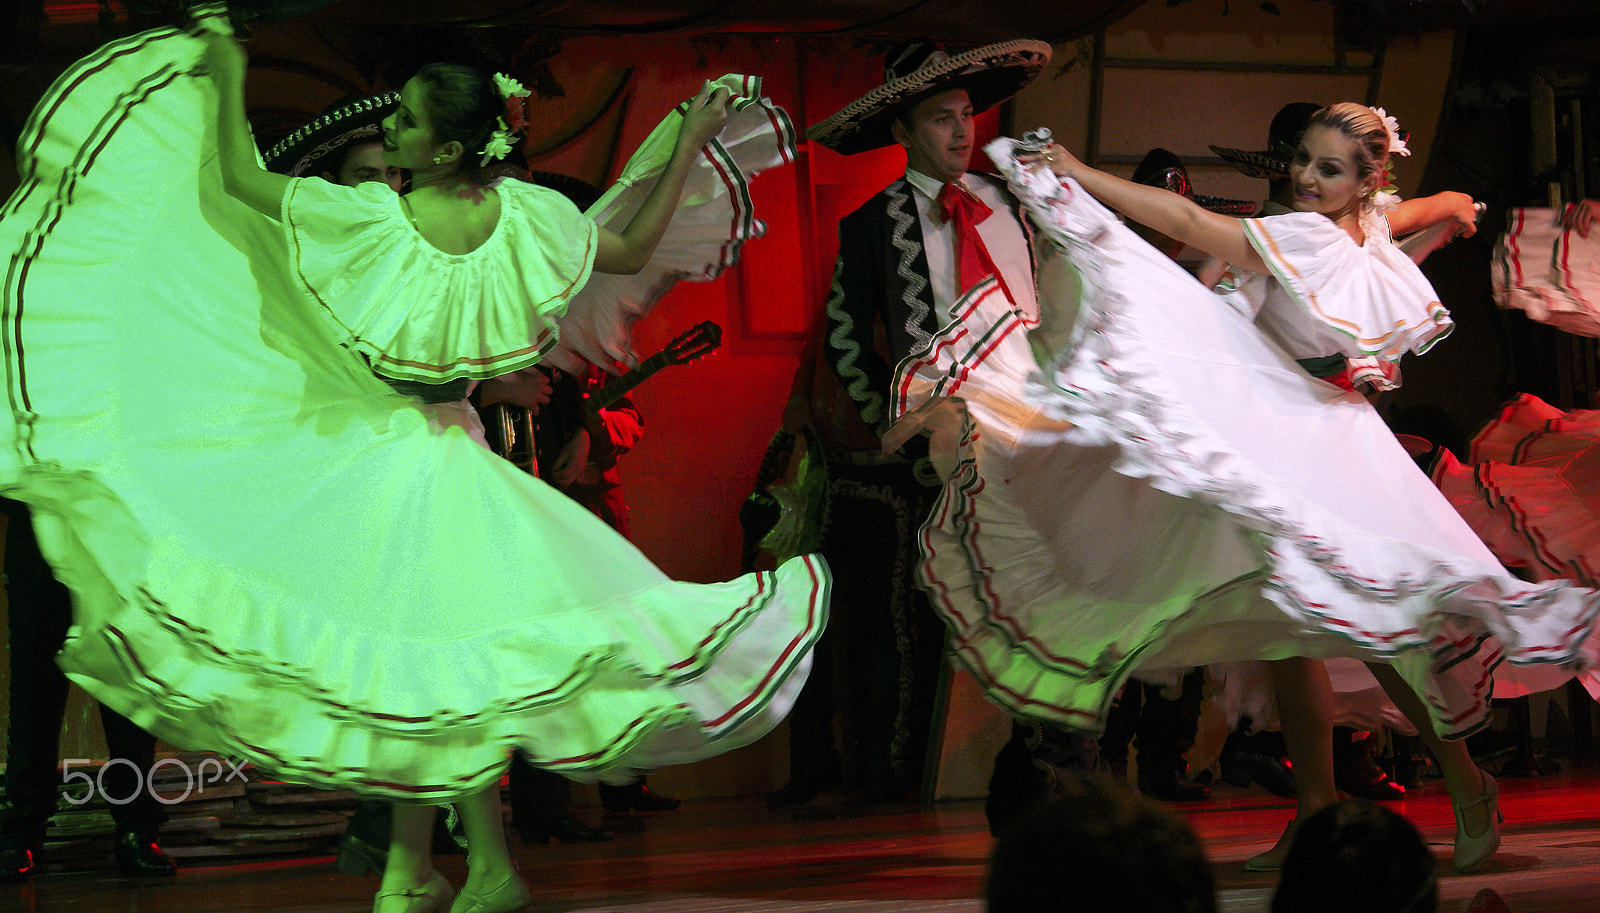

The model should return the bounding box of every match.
[938,181,999,295]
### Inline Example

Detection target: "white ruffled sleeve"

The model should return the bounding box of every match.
[542,74,793,374]
[284,178,596,382]
[1243,211,1452,363]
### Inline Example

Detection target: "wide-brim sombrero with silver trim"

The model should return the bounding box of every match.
[1208,143,1291,181]
[808,39,1051,156]
[263,93,400,177]
[1133,148,1256,215]
[1209,101,1322,181]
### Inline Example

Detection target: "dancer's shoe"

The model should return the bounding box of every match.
[373,870,455,913]
[0,844,37,883]
[112,830,178,877]
[449,873,533,913]
[515,813,611,844]
[599,780,680,813]
[1453,770,1502,873]
[1243,816,1302,872]
[1138,763,1210,802]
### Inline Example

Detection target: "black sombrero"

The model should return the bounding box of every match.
[1132,148,1255,215]
[1208,101,1321,181]
[807,38,1051,156]
[263,93,400,177]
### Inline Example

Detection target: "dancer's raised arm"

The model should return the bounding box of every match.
[1024,143,1269,274]
[203,33,292,219]
[593,81,731,275]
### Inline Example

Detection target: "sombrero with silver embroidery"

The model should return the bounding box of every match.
[1208,101,1321,181]
[808,38,1051,156]
[1133,148,1255,215]
[263,93,400,177]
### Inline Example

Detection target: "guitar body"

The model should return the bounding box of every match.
[478,321,724,482]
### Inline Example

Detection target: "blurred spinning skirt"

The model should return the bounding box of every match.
[0,13,827,799]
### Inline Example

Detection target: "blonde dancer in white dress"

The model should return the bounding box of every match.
[887,104,1600,873]
[0,10,827,913]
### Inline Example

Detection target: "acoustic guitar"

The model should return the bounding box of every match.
[482,320,723,477]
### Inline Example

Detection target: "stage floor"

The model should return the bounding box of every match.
[9,769,1600,913]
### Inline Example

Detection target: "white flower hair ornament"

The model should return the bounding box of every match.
[1369,106,1409,157]
[1366,106,1410,212]
[479,118,515,164]
[494,73,529,101]
[480,73,533,165]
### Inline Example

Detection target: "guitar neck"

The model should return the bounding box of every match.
[586,352,670,415]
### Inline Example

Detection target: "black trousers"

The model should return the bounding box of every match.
[507,756,571,825]
[784,460,943,799]
[1099,668,1205,775]
[1,499,164,842]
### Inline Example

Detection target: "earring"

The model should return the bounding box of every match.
[432,156,442,164]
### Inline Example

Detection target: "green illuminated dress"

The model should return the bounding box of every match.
[0,13,827,800]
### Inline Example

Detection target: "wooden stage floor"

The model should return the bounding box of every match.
[9,769,1600,913]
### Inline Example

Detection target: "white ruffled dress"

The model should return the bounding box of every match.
[0,12,827,800]
[890,138,1600,738]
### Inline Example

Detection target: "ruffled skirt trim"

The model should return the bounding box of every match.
[1494,206,1600,338]
[1435,393,1600,588]
[544,75,797,374]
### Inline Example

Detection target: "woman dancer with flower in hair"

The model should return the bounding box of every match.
[216,36,739,913]
[211,31,761,913]
[1,9,827,913]
[886,102,1600,875]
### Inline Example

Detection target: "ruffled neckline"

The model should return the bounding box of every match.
[1243,209,1450,362]
[285,177,597,382]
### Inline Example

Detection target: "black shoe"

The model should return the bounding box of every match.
[334,827,387,877]
[112,830,177,877]
[1137,767,1210,802]
[1220,749,1298,798]
[766,766,844,807]
[515,814,612,844]
[1219,732,1298,799]
[599,781,680,813]
[0,842,38,883]
[1255,756,1299,799]
[1498,750,1560,778]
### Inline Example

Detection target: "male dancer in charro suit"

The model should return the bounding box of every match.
[807,38,1100,831]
